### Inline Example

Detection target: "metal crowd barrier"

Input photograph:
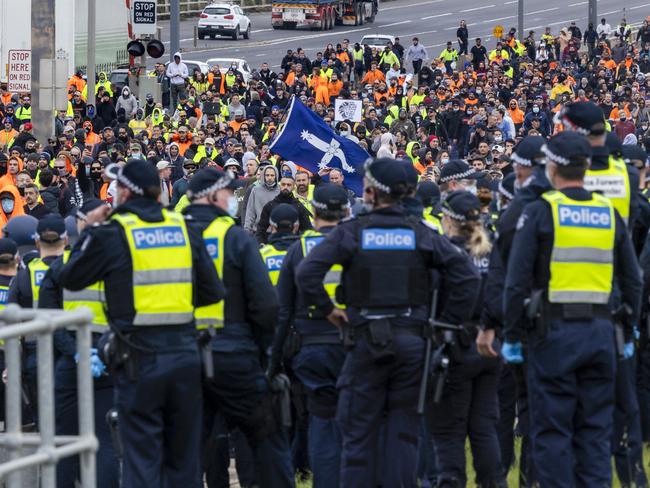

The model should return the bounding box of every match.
[0,304,98,488]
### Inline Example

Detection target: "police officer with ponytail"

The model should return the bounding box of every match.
[503,132,642,486]
[297,157,480,487]
[429,190,506,488]
[182,167,294,488]
[259,204,301,287]
[58,159,224,488]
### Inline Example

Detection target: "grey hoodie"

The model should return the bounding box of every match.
[244,165,280,232]
[115,86,139,119]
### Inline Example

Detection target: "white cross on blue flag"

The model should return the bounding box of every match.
[269,97,369,195]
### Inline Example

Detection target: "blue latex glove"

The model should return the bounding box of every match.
[74,348,106,378]
[502,341,524,364]
[633,325,641,341]
[624,342,635,360]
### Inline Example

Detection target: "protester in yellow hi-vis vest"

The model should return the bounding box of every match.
[557,101,634,226]
[415,180,444,234]
[37,200,119,486]
[259,203,300,286]
[181,167,295,486]
[502,131,642,487]
[8,215,67,426]
[266,183,350,488]
[57,160,224,486]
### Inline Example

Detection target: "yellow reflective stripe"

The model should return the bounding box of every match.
[542,190,615,304]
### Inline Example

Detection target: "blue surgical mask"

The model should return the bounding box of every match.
[227,195,239,217]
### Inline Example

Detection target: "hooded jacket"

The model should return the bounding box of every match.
[244,166,280,233]
[0,185,25,225]
[115,87,138,119]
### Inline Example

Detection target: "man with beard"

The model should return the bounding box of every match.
[23,183,49,219]
[244,164,280,234]
[255,173,311,244]
[171,159,198,207]
[294,170,314,216]
[166,142,187,183]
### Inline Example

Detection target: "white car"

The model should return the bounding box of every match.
[198,3,252,40]
[206,58,252,84]
[360,34,395,51]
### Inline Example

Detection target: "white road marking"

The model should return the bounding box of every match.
[568,1,587,5]
[503,1,518,4]
[630,3,650,9]
[460,4,495,12]
[251,28,272,33]
[526,7,558,15]
[408,29,439,35]
[383,0,444,11]
[383,20,412,27]
[482,16,515,23]
[422,12,452,19]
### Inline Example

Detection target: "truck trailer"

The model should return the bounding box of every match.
[271,0,377,30]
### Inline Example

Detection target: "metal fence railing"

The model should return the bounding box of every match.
[0,305,97,488]
[156,0,271,18]
[75,50,131,77]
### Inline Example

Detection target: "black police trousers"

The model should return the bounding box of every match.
[429,342,505,487]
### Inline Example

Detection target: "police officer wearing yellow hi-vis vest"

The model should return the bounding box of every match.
[269,184,350,488]
[8,215,67,424]
[181,167,294,488]
[503,132,642,487]
[0,238,19,423]
[260,204,301,286]
[557,101,638,227]
[58,160,224,488]
[38,203,119,488]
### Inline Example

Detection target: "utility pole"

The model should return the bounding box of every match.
[518,0,524,41]
[170,0,179,61]
[32,0,56,144]
[589,0,597,31]
[87,0,96,107]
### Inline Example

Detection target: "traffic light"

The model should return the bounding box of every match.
[126,39,165,59]
[146,40,165,59]
[127,40,145,57]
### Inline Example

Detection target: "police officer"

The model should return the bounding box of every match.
[503,132,642,486]
[58,159,224,488]
[0,238,19,423]
[9,214,67,424]
[38,204,119,488]
[182,167,294,488]
[416,180,444,233]
[270,184,350,488]
[297,158,480,487]
[488,135,548,486]
[558,101,638,227]
[430,190,506,488]
[438,160,483,197]
[559,101,646,486]
[259,204,301,286]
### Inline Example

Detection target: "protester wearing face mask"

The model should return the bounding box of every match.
[0,186,24,225]
[438,159,483,198]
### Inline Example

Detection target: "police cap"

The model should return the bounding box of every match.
[113,159,160,196]
[542,132,592,166]
[439,159,482,183]
[511,135,546,167]
[312,183,350,211]
[442,190,481,221]
[415,181,441,207]
[73,198,106,221]
[498,172,516,200]
[270,203,299,229]
[36,214,67,243]
[605,132,623,158]
[0,238,18,262]
[622,144,648,169]
[399,160,419,190]
[364,158,409,195]
[187,167,240,200]
[3,215,38,247]
[559,101,606,136]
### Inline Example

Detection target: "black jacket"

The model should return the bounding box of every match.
[255,193,312,244]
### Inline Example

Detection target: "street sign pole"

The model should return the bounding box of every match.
[87,0,96,107]
[518,0,524,41]
[170,0,179,62]
[32,0,56,143]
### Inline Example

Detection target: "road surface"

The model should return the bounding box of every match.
[155,0,650,69]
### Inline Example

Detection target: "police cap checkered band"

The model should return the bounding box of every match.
[187,168,234,200]
[542,144,571,165]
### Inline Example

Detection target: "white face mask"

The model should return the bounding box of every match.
[1,198,13,214]
[227,195,239,217]
[545,164,554,188]
[465,184,477,195]
[441,157,449,165]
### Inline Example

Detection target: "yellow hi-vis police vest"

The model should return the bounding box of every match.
[29,258,51,309]
[259,244,287,286]
[584,155,630,225]
[423,206,444,234]
[542,190,615,304]
[62,251,108,334]
[112,210,194,326]
[195,216,234,329]
[300,230,344,310]
[0,284,8,311]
